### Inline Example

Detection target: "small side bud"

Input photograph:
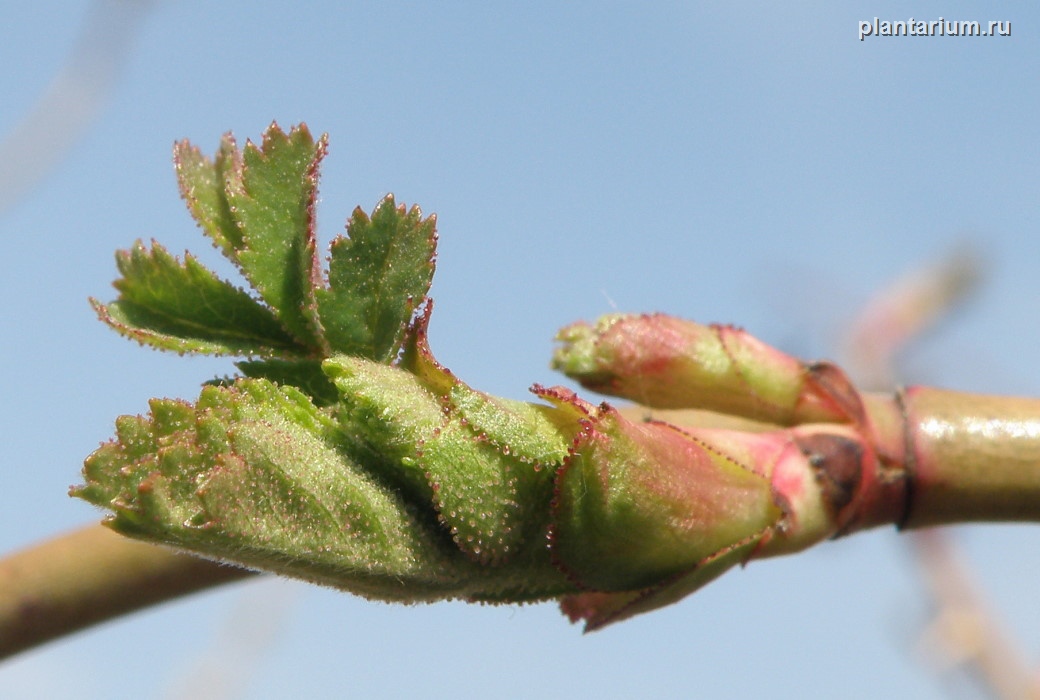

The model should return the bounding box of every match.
[553,313,864,425]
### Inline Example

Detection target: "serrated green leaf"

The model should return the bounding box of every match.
[115,126,441,364]
[174,134,243,257]
[317,195,437,361]
[92,241,307,356]
[223,123,327,350]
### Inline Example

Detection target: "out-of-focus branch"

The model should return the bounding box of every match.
[842,246,1039,699]
[842,244,982,391]
[0,0,155,215]
[0,524,253,660]
[913,530,1040,700]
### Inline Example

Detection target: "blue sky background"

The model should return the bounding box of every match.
[2,2,1038,698]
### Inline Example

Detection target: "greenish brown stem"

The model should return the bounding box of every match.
[0,525,253,661]
[899,387,1040,528]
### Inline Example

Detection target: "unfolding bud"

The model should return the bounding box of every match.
[543,387,891,629]
[553,314,864,425]
[76,124,925,639]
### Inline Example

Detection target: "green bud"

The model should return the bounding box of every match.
[75,380,478,601]
[554,313,864,425]
[549,399,781,591]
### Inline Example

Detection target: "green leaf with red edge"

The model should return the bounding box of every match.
[547,398,778,592]
[222,123,328,351]
[174,133,244,257]
[91,241,307,356]
[117,125,439,367]
[170,124,329,355]
[317,195,437,362]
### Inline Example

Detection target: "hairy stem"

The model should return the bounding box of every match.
[0,525,252,660]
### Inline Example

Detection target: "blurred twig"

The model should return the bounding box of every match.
[0,0,155,215]
[914,530,1040,700]
[843,244,983,392]
[843,245,1038,700]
